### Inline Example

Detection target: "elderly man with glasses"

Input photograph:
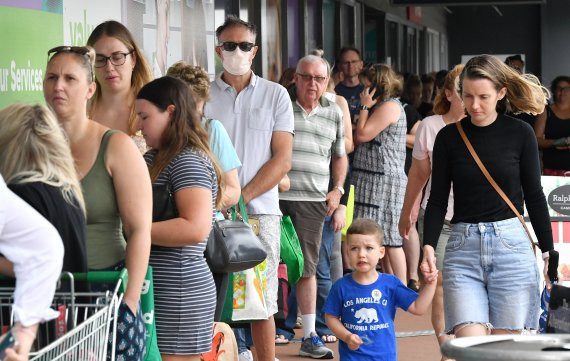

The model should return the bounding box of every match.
[279,54,348,359]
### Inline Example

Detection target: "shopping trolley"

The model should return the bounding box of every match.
[0,270,126,361]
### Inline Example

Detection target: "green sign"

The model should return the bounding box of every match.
[0,6,63,108]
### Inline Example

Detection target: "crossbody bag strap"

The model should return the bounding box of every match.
[456,122,537,253]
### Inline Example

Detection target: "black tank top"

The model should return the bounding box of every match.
[543,105,570,171]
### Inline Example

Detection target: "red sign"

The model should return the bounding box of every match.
[407,6,422,24]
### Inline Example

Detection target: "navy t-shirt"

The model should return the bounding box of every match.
[335,83,364,121]
[324,273,418,361]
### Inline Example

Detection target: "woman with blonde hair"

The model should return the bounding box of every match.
[136,76,222,361]
[87,20,153,153]
[43,45,152,359]
[352,64,408,283]
[0,103,87,275]
[398,64,464,359]
[422,54,553,338]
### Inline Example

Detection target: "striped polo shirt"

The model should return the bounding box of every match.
[280,89,345,202]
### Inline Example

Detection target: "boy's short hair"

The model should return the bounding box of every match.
[347,218,384,246]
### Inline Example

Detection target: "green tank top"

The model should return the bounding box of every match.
[81,130,126,269]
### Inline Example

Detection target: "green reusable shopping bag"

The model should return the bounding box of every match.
[279,215,304,284]
[119,266,161,361]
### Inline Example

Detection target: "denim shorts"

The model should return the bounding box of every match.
[443,217,540,333]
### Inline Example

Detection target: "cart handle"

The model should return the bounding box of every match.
[61,270,127,284]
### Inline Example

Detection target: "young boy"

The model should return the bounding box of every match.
[324,218,438,361]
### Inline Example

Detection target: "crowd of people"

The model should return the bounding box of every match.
[0,13,566,361]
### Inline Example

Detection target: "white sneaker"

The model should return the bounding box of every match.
[238,350,254,361]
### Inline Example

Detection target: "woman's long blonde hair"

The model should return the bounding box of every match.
[359,64,402,101]
[459,54,548,115]
[0,103,85,213]
[87,20,153,135]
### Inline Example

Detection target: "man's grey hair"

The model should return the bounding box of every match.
[296,55,331,77]
[215,15,257,43]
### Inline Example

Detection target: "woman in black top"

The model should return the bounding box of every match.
[534,75,570,175]
[421,55,553,338]
[0,103,87,274]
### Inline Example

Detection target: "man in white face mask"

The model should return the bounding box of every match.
[204,15,294,361]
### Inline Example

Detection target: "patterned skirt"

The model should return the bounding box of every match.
[353,171,406,247]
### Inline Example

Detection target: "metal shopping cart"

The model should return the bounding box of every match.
[0,270,126,361]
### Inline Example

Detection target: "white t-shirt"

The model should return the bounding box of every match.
[0,176,63,326]
[412,114,455,221]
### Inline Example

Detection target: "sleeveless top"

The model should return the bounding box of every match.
[81,130,127,269]
[543,105,570,171]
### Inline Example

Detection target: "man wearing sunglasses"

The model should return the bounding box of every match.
[204,15,294,361]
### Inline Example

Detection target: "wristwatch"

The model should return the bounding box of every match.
[360,105,370,111]
[334,185,345,195]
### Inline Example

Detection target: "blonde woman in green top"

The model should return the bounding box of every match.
[44,45,152,360]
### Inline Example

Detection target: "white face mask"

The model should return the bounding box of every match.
[222,49,252,76]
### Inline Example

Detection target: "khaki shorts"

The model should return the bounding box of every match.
[279,200,327,277]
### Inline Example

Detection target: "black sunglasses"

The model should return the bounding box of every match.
[218,42,256,52]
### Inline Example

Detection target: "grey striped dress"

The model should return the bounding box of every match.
[145,148,217,354]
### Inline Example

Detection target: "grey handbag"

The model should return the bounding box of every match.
[205,196,267,273]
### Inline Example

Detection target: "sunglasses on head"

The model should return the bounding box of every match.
[218,42,255,52]
[47,46,94,81]
[47,46,92,61]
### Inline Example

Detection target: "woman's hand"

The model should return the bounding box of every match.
[4,347,28,361]
[420,245,438,284]
[359,87,378,109]
[3,323,38,361]
[123,296,138,315]
[543,257,552,292]
[398,213,413,241]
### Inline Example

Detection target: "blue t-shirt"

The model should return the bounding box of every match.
[334,83,364,121]
[324,273,418,361]
[202,117,242,219]
[202,117,242,173]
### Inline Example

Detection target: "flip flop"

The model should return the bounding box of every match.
[275,334,289,345]
[294,316,302,329]
[321,335,337,343]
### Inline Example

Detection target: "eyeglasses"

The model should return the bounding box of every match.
[296,73,328,84]
[217,42,256,52]
[555,86,570,93]
[340,60,361,66]
[94,51,133,68]
[47,46,94,81]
